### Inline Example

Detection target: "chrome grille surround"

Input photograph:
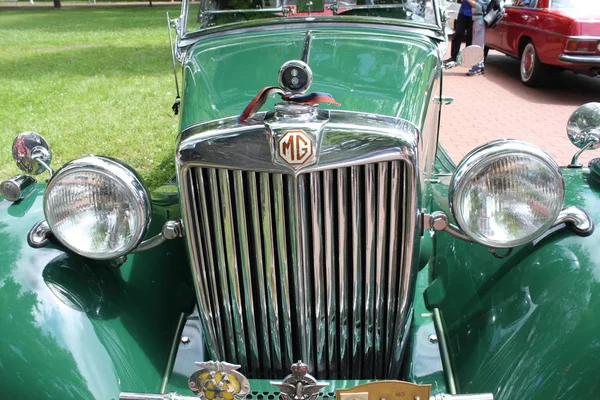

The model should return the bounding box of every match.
[177,110,421,380]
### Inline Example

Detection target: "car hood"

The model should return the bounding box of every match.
[551,8,600,21]
[179,26,441,132]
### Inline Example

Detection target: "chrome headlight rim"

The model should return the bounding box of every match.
[449,139,565,248]
[43,155,152,260]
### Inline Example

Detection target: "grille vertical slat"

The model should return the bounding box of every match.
[217,169,248,367]
[374,162,389,378]
[186,161,409,380]
[323,170,337,377]
[388,166,411,378]
[190,170,222,359]
[296,175,312,367]
[248,172,274,375]
[350,166,363,377]
[232,171,260,375]
[310,172,327,376]
[256,172,280,374]
[272,174,294,369]
[363,163,376,377]
[384,162,402,369]
[336,168,350,379]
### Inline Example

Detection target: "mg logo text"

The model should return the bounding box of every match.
[278,129,313,166]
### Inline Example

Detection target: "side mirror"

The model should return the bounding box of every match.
[567,102,600,168]
[444,45,484,69]
[12,132,53,176]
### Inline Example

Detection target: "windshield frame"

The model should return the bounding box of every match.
[178,0,443,39]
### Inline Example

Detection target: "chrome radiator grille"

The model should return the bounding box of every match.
[183,161,410,379]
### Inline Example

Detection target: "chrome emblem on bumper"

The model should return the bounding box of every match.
[188,361,251,400]
[271,361,329,400]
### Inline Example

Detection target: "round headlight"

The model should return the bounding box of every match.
[450,140,564,248]
[44,156,151,259]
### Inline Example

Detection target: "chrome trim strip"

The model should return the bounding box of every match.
[559,54,600,65]
[232,171,260,374]
[160,312,186,394]
[274,174,294,368]
[363,163,376,376]
[500,21,600,41]
[310,172,327,376]
[323,169,337,377]
[179,21,443,49]
[433,308,457,394]
[373,162,389,378]
[248,171,273,374]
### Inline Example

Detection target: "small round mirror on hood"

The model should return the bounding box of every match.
[567,102,600,150]
[456,45,484,68]
[12,131,52,175]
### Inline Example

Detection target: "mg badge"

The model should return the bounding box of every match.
[271,361,329,400]
[188,361,250,400]
[278,129,314,166]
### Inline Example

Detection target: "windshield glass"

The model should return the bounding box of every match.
[182,0,440,35]
[551,0,600,9]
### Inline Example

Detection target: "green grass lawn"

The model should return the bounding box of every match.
[0,6,182,189]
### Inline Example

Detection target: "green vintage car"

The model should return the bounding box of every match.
[2,0,600,399]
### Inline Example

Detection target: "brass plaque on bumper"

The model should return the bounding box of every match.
[336,381,431,400]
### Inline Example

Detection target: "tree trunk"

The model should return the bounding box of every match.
[53,0,61,8]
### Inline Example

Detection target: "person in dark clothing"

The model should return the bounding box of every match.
[444,0,473,65]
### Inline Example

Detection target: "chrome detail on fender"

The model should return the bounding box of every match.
[423,205,594,247]
[28,219,51,249]
[422,211,472,243]
[188,361,250,400]
[271,361,329,400]
[0,174,36,202]
[567,102,600,168]
[12,131,53,176]
[177,111,419,379]
[131,220,184,253]
[551,206,594,237]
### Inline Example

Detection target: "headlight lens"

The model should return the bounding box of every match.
[450,140,564,248]
[44,156,151,259]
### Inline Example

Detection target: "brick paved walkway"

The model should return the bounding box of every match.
[440,50,600,167]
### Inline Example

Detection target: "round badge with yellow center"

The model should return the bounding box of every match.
[188,361,250,400]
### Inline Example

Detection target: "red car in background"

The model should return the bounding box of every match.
[486,0,600,86]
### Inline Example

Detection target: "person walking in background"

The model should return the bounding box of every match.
[467,0,491,76]
[444,0,473,66]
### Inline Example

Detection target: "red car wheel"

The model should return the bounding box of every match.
[520,41,548,87]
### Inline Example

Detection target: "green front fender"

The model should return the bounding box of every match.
[0,183,194,399]
[428,168,600,399]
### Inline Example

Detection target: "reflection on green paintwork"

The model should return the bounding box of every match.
[429,168,600,400]
[0,183,194,398]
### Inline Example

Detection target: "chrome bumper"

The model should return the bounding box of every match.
[559,54,600,66]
